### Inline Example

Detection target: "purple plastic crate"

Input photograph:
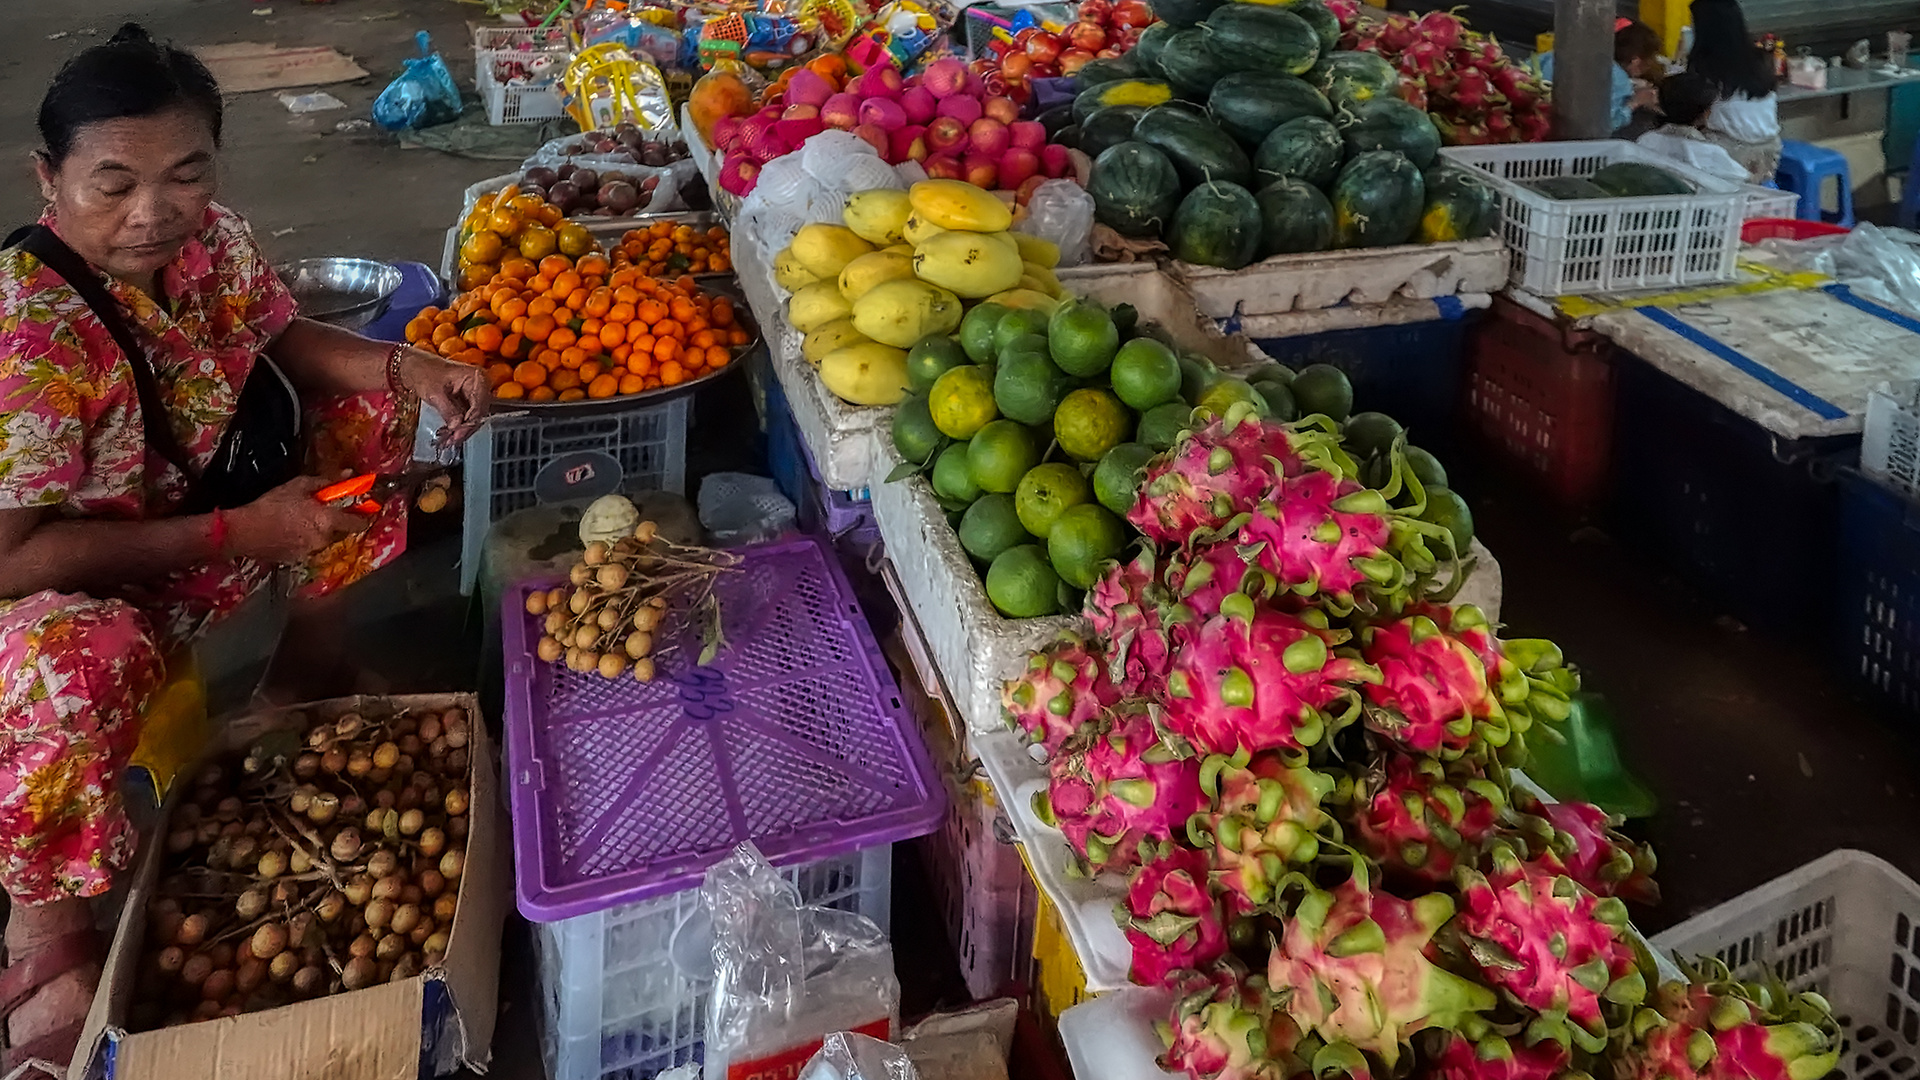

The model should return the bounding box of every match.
[502,535,945,921]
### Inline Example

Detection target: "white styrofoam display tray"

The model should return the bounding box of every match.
[1172,237,1511,320]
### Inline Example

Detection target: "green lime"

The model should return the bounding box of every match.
[1252,380,1297,421]
[1249,362,1294,386]
[1405,444,1448,489]
[958,493,1033,563]
[993,349,1070,426]
[1291,363,1354,422]
[928,365,999,439]
[1094,442,1156,515]
[1047,300,1121,377]
[1054,388,1133,462]
[1000,333,1051,363]
[994,308,1052,355]
[1137,402,1195,452]
[1179,353,1220,403]
[1015,462,1092,538]
[1048,503,1130,589]
[907,334,969,392]
[968,420,1041,493]
[1343,411,1404,459]
[1421,485,1474,555]
[959,303,1010,363]
[932,442,983,503]
[986,544,1063,617]
[1195,377,1269,419]
[1109,338,1183,411]
[892,393,944,464]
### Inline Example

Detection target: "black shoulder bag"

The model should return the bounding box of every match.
[6,224,301,512]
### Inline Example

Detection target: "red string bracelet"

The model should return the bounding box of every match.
[208,508,229,558]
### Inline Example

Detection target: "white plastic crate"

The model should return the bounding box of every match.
[1650,850,1920,1080]
[461,400,689,594]
[534,845,892,1080]
[473,25,569,126]
[1441,140,1758,296]
[1864,381,1920,504]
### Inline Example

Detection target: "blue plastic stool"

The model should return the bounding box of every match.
[1901,134,1920,229]
[1775,140,1856,226]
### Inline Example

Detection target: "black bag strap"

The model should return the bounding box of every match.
[6,224,204,493]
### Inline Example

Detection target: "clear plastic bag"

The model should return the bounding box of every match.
[697,473,796,547]
[799,1033,920,1080]
[1016,179,1096,267]
[1754,223,1920,317]
[372,32,464,131]
[703,843,900,1080]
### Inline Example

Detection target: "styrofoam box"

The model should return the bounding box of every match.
[1864,381,1920,504]
[1651,849,1920,1080]
[535,845,892,1080]
[1173,237,1511,320]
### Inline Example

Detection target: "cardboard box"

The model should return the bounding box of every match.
[71,693,509,1080]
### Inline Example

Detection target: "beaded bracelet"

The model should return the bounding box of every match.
[386,343,412,398]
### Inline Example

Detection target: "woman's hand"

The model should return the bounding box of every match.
[227,476,373,565]
[398,348,489,448]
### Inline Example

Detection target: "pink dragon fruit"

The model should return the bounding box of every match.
[1401,40,1452,80]
[1188,750,1342,913]
[1358,610,1511,757]
[1121,846,1230,987]
[1034,710,1206,875]
[1160,963,1302,1080]
[1378,13,1420,52]
[1232,471,1439,614]
[1003,632,1117,755]
[1422,1034,1581,1080]
[1126,411,1324,545]
[1506,790,1659,904]
[1087,548,1175,694]
[1349,754,1505,887]
[1614,960,1840,1080]
[1453,845,1645,1050]
[1268,863,1496,1064]
[1163,602,1378,758]
[1163,542,1268,620]
[1399,602,1579,743]
[1517,106,1554,143]
[1415,8,1468,50]
[1447,68,1507,114]
[1400,78,1431,112]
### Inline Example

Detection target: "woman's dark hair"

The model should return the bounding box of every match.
[1687,0,1777,99]
[37,23,223,166]
[1615,20,1666,84]
[1659,70,1721,126]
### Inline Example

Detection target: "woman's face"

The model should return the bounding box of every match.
[34,105,217,285]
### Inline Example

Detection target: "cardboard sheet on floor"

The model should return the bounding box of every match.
[193,42,368,93]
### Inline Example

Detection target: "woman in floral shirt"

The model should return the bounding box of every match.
[0,25,487,1065]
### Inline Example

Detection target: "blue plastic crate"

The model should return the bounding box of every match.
[1838,470,1920,712]
[763,370,876,541]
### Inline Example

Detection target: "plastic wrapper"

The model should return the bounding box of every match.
[1753,224,1920,317]
[1015,179,1095,266]
[372,32,463,131]
[698,473,797,547]
[564,44,676,132]
[799,1033,920,1080]
[703,844,899,1080]
[738,130,906,262]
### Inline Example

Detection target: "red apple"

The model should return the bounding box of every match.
[925,154,965,180]
[1015,174,1048,205]
[962,152,999,190]
[1110,0,1153,28]
[1024,31,1062,66]
[1058,49,1096,75]
[1066,20,1108,52]
[1001,53,1034,82]
[925,115,970,155]
[1078,0,1113,22]
[982,96,1019,125]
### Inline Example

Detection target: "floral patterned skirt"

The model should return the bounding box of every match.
[0,389,413,904]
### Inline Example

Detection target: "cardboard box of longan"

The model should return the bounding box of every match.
[71,693,509,1080]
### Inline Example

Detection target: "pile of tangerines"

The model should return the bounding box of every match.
[406,249,746,403]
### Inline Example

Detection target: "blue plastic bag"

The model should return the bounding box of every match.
[373,31,464,130]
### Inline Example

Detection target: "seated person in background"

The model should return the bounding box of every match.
[1686,0,1781,182]
[1539,18,1665,136]
[1635,71,1751,183]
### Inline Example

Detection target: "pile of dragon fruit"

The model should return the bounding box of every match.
[1325,2,1552,145]
[1001,408,1841,1080]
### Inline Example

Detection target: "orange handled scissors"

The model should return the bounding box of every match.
[314,474,389,515]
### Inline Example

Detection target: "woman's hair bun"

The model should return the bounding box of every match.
[109,22,155,45]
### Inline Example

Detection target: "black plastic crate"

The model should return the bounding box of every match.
[1244,312,1477,456]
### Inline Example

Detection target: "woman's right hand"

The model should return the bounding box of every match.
[226,476,372,564]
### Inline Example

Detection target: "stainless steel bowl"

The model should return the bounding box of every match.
[278,258,404,330]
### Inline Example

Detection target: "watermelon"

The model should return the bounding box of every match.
[1130,21,1180,71]
[1255,178,1335,255]
[1277,0,1342,54]
[1077,105,1152,158]
[1418,168,1498,242]
[1309,51,1401,112]
[1338,97,1441,169]
[1133,105,1254,188]
[1168,181,1263,268]
[1207,72,1332,146]
[1591,161,1696,196]
[1523,176,1611,200]
[1037,103,1077,139]
[1150,0,1226,26]
[1331,150,1424,248]
[1201,5,1320,75]
[1254,115,1344,188]
[1156,27,1229,100]
[1089,141,1184,237]
[1075,57,1139,86]
[1072,79,1175,123]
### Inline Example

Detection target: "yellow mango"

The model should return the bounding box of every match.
[788,223,874,279]
[912,230,1026,299]
[909,179,1015,232]
[986,288,1063,314]
[788,279,854,334]
[851,278,965,348]
[802,317,871,368]
[1013,233,1061,269]
[773,247,820,292]
[842,189,914,246]
[883,243,915,256]
[902,213,948,248]
[838,250,917,302]
[1022,262,1065,297]
[819,342,912,406]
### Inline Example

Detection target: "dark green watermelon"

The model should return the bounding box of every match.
[1201,5,1321,75]
[1133,104,1254,188]
[1523,176,1612,200]
[1332,150,1424,248]
[1207,72,1332,146]
[1074,56,1139,86]
[1078,105,1151,158]
[1169,181,1263,268]
[1277,0,1341,53]
[1338,97,1440,168]
[1130,21,1180,71]
[1254,115,1344,188]
[1590,161,1696,196]
[1150,0,1226,27]
[1071,79,1176,122]
[1156,27,1228,101]
[1089,141,1184,237]
[1418,168,1498,242]
[1037,103,1076,139]
[1309,51,1402,112]
[1255,178,1335,255]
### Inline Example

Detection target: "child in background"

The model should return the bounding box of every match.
[1635,71,1750,183]
[1538,18,1666,135]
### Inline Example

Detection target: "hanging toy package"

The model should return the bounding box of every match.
[702,844,900,1080]
[372,31,464,130]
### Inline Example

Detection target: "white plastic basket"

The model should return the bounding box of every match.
[473,25,570,126]
[1863,381,1920,504]
[1441,140,1758,296]
[1649,849,1920,1080]
[534,845,892,1080]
